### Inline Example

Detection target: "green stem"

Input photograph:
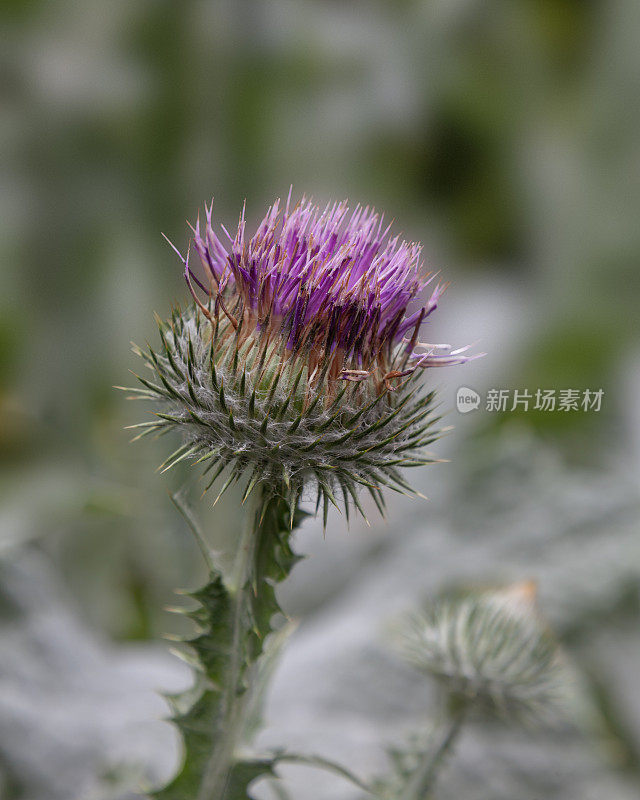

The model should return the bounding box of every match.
[197,490,263,800]
[156,484,302,800]
[400,705,468,800]
[170,491,217,573]
[275,753,375,795]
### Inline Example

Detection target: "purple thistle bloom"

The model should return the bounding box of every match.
[128,191,483,517]
[183,192,477,393]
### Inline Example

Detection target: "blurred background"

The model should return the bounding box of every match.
[1,1,639,798]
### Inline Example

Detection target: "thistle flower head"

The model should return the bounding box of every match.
[126,193,478,522]
[399,583,566,723]
[187,193,474,393]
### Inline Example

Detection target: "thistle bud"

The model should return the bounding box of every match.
[126,193,478,520]
[399,583,566,723]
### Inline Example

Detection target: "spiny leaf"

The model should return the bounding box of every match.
[152,490,302,800]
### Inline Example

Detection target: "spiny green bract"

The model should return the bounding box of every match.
[124,304,442,523]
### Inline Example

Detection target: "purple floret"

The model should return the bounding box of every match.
[181,192,477,389]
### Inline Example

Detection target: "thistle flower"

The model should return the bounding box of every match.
[399,582,566,723]
[126,193,477,522]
